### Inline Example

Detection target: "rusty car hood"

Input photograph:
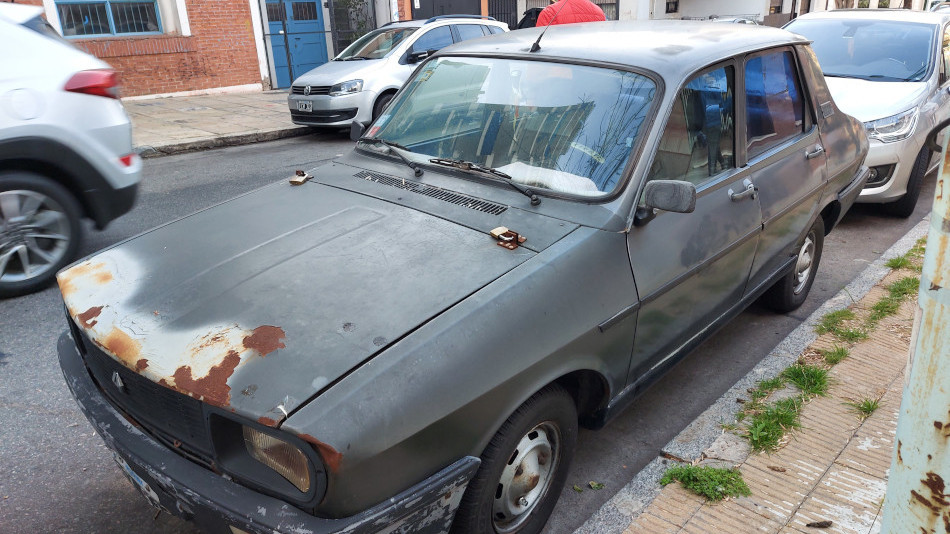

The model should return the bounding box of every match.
[57,180,550,425]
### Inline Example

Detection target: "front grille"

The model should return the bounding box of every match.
[80,334,214,460]
[291,85,331,95]
[354,170,508,215]
[291,108,358,124]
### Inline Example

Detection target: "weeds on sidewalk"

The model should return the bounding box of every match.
[782,365,829,396]
[660,465,751,501]
[845,397,880,420]
[819,345,849,365]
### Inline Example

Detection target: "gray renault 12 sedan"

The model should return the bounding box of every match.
[56,21,868,534]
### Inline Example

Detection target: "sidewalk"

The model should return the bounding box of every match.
[578,217,931,534]
[122,90,310,157]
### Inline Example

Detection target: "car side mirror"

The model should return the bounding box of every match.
[634,180,696,227]
[350,120,369,142]
[408,50,430,63]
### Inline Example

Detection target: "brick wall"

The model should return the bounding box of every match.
[2,0,262,97]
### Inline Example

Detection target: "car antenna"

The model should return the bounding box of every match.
[530,0,570,52]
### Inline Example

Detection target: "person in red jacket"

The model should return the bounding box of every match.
[536,0,606,26]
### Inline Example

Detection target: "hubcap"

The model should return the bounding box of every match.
[793,232,815,295]
[0,189,71,284]
[492,422,560,532]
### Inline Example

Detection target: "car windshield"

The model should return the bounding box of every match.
[366,57,657,197]
[335,27,417,60]
[786,19,936,82]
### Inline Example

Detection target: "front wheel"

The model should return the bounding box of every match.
[763,216,824,313]
[451,385,577,534]
[0,172,82,298]
[882,147,929,218]
[372,93,395,121]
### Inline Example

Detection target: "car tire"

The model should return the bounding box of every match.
[882,147,929,218]
[451,384,577,534]
[372,93,395,121]
[0,172,82,298]
[763,216,824,314]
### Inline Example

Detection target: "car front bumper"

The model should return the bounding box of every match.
[858,135,924,204]
[288,91,376,127]
[57,331,479,534]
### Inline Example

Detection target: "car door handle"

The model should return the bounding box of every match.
[805,145,825,160]
[729,178,757,201]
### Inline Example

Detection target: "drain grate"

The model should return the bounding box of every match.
[353,171,507,215]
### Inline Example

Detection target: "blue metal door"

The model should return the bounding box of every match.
[266,0,329,88]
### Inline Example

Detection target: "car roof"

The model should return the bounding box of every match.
[792,8,950,24]
[439,20,806,82]
[0,2,44,24]
[385,16,508,29]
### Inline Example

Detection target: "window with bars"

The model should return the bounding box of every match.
[57,1,162,37]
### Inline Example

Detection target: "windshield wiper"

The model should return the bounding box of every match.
[359,137,423,177]
[341,56,371,61]
[428,158,540,206]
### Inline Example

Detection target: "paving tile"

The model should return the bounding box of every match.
[623,512,681,534]
[787,464,886,534]
[682,499,784,533]
[647,483,704,527]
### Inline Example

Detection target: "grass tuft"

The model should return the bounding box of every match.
[846,397,880,419]
[819,345,849,365]
[885,255,911,269]
[816,309,856,335]
[660,465,751,501]
[745,397,803,452]
[782,365,829,396]
[836,327,869,343]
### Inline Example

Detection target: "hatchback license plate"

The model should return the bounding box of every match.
[297,101,312,112]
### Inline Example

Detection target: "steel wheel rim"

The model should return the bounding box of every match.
[0,189,72,284]
[492,421,560,533]
[793,232,815,295]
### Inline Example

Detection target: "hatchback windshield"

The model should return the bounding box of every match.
[335,27,417,60]
[366,57,657,197]
[785,19,936,82]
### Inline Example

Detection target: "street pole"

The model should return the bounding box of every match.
[880,135,950,531]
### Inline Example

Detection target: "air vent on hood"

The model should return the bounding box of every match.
[354,171,508,215]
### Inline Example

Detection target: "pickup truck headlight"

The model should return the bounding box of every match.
[864,108,918,143]
[329,79,363,96]
[243,426,311,492]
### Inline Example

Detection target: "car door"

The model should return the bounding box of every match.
[742,47,827,295]
[926,22,950,166]
[626,63,762,384]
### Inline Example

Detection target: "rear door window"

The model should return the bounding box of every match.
[411,26,454,53]
[745,50,806,158]
[455,24,486,41]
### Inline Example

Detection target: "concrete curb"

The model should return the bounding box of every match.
[134,126,312,158]
[575,214,932,534]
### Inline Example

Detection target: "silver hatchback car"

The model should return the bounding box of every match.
[287,16,508,127]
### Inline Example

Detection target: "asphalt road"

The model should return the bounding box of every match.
[0,133,936,534]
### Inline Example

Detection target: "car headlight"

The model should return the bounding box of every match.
[243,425,312,492]
[329,79,363,96]
[864,108,918,143]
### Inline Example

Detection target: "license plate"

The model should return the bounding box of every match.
[297,101,312,112]
[115,454,162,510]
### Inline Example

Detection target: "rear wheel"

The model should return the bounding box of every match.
[763,216,824,313]
[882,147,929,218]
[0,172,82,298]
[451,385,577,534]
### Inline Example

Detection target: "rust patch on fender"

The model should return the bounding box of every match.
[258,416,278,427]
[77,306,103,328]
[136,359,148,371]
[243,326,286,356]
[299,434,343,473]
[171,350,241,407]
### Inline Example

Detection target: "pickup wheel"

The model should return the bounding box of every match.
[882,147,929,218]
[763,216,824,313]
[0,172,82,298]
[451,384,577,534]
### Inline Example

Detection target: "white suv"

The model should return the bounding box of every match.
[288,15,508,127]
[0,3,141,297]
